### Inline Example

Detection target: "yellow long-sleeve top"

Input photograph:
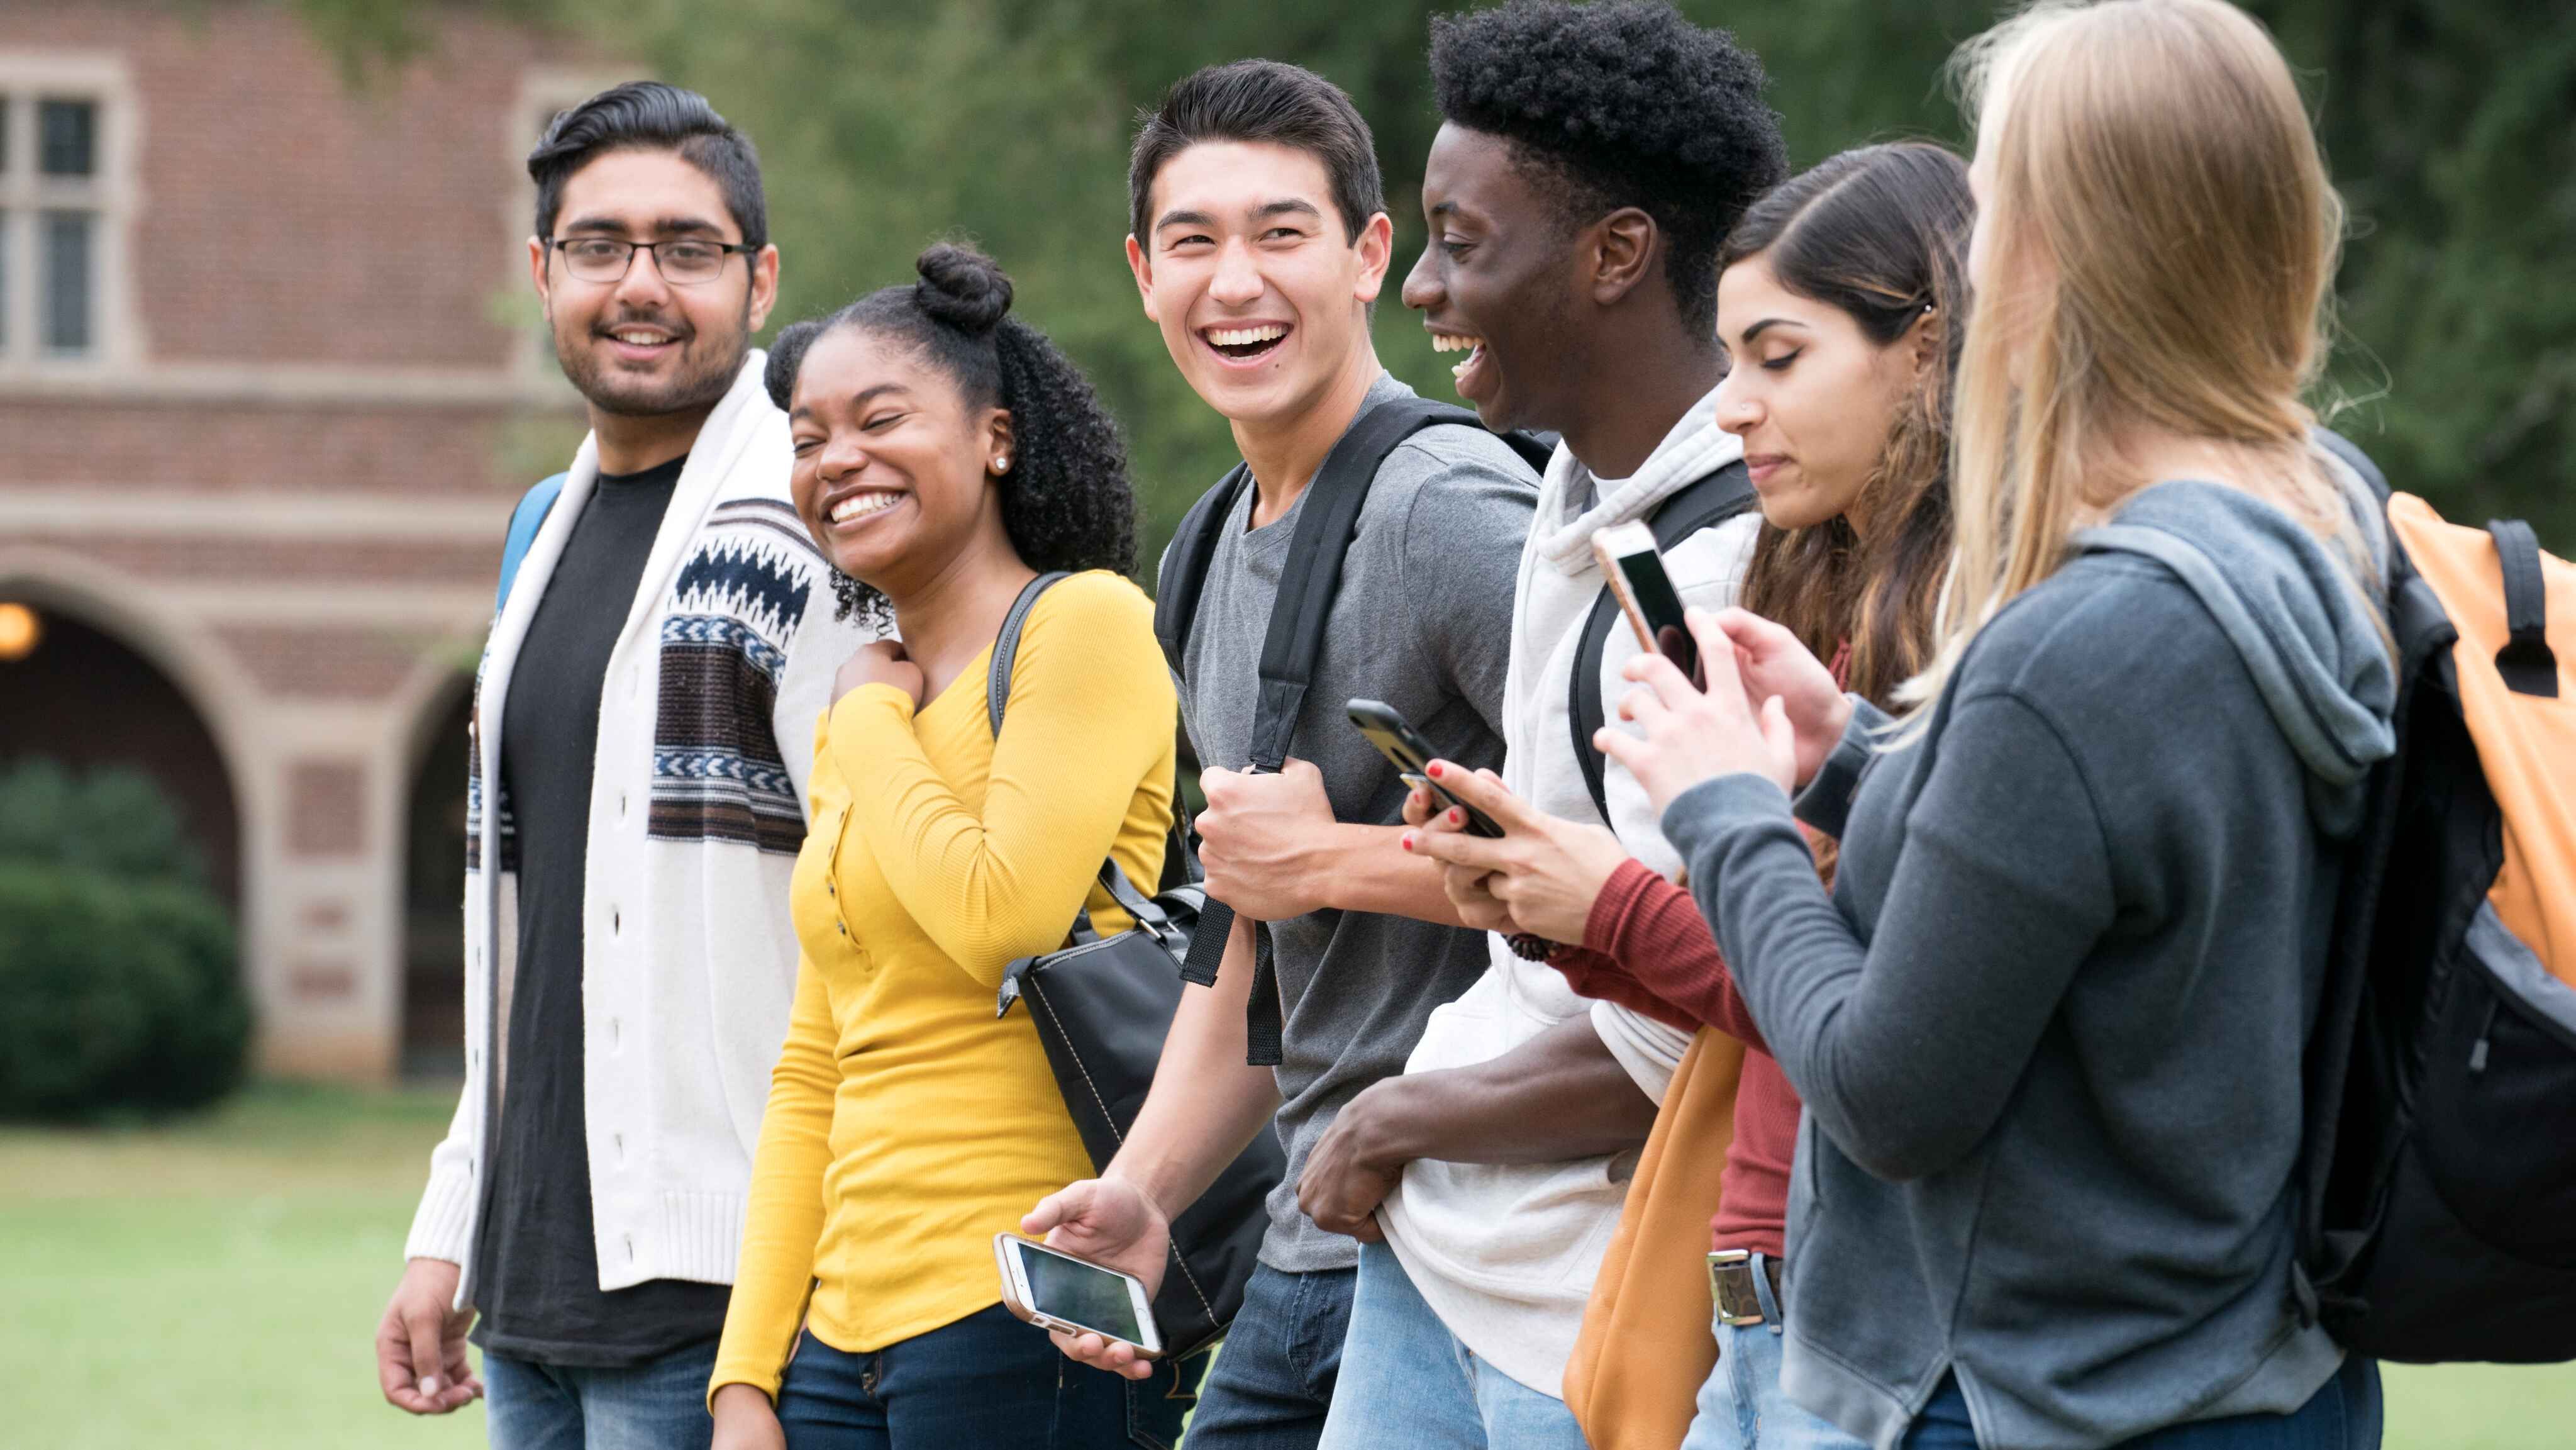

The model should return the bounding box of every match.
[711,571,1176,1400]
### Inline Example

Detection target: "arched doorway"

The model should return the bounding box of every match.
[401,681,472,1078]
[0,600,241,906]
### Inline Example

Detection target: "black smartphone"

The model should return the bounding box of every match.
[1345,699,1506,838]
[1591,520,1699,682]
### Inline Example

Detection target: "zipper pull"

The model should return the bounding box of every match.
[2469,993,2503,1074]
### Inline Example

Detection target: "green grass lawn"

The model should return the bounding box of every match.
[1,1082,2570,1447]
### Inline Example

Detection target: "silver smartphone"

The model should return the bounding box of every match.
[993,1234,1165,1358]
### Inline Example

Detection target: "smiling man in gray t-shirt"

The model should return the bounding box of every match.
[1022,61,1535,1449]
[1177,369,1531,1274]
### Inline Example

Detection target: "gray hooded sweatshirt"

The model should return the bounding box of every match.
[1662,477,2396,1449]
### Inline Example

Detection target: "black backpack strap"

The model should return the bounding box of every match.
[1184,394,1485,1065]
[1152,465,1253,683]
[1567,460,1759,823]
[2490,520,2558,698]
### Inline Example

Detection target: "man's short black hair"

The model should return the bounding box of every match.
[1429,0,1787,332]
[1129,60,1385,247]
[528,81,767,249]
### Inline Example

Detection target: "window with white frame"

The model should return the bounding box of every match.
[0,68,126,366]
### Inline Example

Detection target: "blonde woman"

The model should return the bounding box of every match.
[1602,2,2394,1446]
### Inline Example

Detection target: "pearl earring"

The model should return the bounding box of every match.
[994,455,1011,474]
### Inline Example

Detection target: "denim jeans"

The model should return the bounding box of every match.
[1182,1262,1355,1450]
[1680,1258,1868,1450]
[1315,1240,1589,1450]
[1901,1356,2383,1450]
[773,1305,1196,1450]
[484,1340,718,1450]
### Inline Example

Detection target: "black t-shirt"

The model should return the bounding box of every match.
[472,455,731,1366]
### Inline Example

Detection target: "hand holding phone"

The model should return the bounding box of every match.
[1346,700,1504,838]
[1591,520,1700,684]
[995,1234,1165,1359]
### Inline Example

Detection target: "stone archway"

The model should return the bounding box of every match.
[399,676,473,1078]
[0,596,242,906]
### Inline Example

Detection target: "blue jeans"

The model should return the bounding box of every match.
[1316,1240,1589,1450]
[1680,1258,1868,1450]
[484,1340,718,1450]
[1182,1263,1355,1450]
[1901,1356,2383,1450]
[774,1305,1197,1450]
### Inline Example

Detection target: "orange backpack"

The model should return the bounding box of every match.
[2299,484,2576,1361]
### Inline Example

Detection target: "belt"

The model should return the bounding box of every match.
[1707,1249,1785,1327]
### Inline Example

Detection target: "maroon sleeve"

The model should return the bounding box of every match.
[1552,859,1768,1052]
[1548,940,1699,1034]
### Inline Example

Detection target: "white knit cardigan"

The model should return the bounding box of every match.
[404,354,878,1302]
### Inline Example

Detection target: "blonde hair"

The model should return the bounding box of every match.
[1906,0,2367,713]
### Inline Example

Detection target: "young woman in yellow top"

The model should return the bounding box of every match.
[708,245,1186,1450]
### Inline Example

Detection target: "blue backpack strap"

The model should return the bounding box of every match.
[495,472,569,613]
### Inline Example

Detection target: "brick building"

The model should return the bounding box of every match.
[0,3,626,1079]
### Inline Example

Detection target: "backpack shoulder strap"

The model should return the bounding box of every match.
[1152,466,1253,683]
[1568,460,1759,824]
[1245,394,1467,771]
[1184,393,1478,1066]
[494,472,568,613]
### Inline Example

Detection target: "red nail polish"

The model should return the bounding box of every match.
[1426,761,1444,778]
[1401,833,1416,851]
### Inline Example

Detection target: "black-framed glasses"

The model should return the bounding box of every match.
[546,236,759,286]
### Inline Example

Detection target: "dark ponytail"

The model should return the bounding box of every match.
[766,243,1139,623]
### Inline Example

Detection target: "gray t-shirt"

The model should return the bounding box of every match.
[1167,374,1537,1271]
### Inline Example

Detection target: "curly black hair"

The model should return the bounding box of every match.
[764,244,1139,624]
[1428,0,1788,333]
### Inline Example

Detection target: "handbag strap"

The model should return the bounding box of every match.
[985,571,1188,937]
[987,572,1072,737]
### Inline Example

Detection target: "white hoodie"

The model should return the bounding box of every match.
[1376,391,1756,1397]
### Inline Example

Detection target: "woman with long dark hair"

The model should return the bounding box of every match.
[1406,141,1968,1450]
[706,245,1190,1450]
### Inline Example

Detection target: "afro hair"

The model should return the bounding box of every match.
[1429,0,1788,332]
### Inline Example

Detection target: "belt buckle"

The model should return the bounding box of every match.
[1707,1249,1764,1327]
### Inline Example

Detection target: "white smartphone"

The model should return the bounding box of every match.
[992,1234,1165,1358]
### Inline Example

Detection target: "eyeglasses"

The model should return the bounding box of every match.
[546,236,759,286]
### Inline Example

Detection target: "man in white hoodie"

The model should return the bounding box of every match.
[372,83,874,1449]
[1295,4,1789,1444]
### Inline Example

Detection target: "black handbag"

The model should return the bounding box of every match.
[986,572,1285,1359]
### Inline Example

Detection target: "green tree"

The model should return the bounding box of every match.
[290,0,2576,550]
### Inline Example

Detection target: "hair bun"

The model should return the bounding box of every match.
[913,243,1013,333]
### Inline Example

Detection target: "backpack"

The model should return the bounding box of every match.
[1562,461,1758,823]
[494,472,568,613]
[1150,396,1550,1064]
[2294,446,2576,1362]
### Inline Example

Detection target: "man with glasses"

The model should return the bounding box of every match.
[374,81,874,1449]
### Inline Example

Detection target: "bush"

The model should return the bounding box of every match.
[0,762,247,1119]
[0,758,209,885]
